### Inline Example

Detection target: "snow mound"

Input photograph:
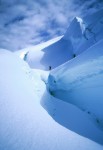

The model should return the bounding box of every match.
[1,50,103,149]
[47,40,103,130]
[18,36,74,70]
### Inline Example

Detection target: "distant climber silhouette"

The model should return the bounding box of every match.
[49,66,51,70]
[73,54,76,58]
[24,51,29,61]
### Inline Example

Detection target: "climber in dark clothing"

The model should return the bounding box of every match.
[49,66,51,70]
[73,54,76,58]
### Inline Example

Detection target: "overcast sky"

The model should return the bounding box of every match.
[0,0,103,51]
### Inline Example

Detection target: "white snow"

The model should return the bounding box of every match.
[0,50,103,150]
[48,40,103,130]
[21,38,73,70]
[1,8,103,150]
[63,17,85,52]
[16,9,103,71]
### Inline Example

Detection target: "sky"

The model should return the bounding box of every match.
[0,0,103,51]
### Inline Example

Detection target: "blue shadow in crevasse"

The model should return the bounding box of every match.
[41,90,103,145]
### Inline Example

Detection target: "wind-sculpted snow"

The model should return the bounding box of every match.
[63,17,85,53]
[48,54,103,130]
[17,9,103,71]
[1,50,103,149]
[76,9,103,54]
[1,7,103,150]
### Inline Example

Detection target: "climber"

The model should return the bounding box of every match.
[49,66,51,70]
[73,54,76,58]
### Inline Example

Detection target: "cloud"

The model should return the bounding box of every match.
[0,0,103,51]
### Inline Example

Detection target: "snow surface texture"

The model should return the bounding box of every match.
[16,9,103,131]
[1,50,103,150]
[48,54,103,129]
[47,9,103,130]
[1,9,103,150]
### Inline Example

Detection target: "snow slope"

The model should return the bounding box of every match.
[19,36,74,70]
[16,9,103,71]
[76,9,103,55]
[48,39,103,130]
[1,8,103,150]
[0,50,103,149]
[63,9,103,55]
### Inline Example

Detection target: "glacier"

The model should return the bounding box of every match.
[1,8,103,150]
[47,10,103,130]
[1,50,103,149]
